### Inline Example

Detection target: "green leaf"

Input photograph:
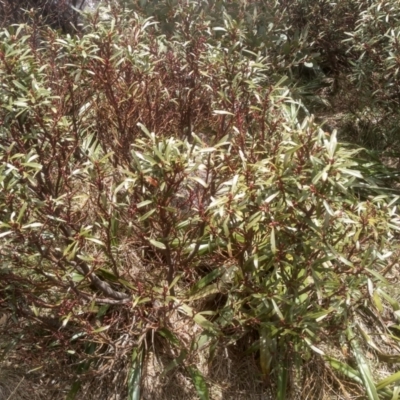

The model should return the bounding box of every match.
[63,241,78,260]
[96,305,110,318]
[149,239,166,249]
[178,304,219,334]
[377,288,400,311]
[327,130,337,158]
[324,356,363,385]
[259,326,273,376]
[157,328,181,347]
[168,273,182,291]
[265,192,279,203]
[270,227,276,254]
[277,358,288,400]
[376,370,400,390]
[70,273,84,282]
[137,123,151,138]
[13,80,28,91]
[189,283,220,301]
[271,299,284,321]
[85,237,105,246]
[189,176,208,188]
[91,325,110,333]
[348,327,379,400]
[138,208,156,221]
[128,348,142,400]
[338,168,363,179]
[97,268,119,282]
[161,350,187,377]
[13,100,28,107]
[188,366,209,400]
[66,381,82,400]
[193,313,218,333]
[137,200,153,208]
[22,162,42,170]
[17,202,28,223]
[190,268,223,295]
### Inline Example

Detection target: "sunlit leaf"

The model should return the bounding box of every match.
[149,239,166,249]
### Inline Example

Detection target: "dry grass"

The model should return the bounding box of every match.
[0,343,368,400]
[0,320,370,400]
[0,363,46,400]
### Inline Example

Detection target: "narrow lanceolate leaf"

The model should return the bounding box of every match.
[128,349,142,400]
[348,327,379,400]
[270,227,276,254]
[137,122,151,137]
[85,237,105,246]
[138,208,156,221]
[338,168,363,179]
[168,273,182,291]
[157,328,181,347]
[0,231,13,238]
[21,222,43,229]
[161,350,188,377]
[92,325,110,333]
[189,176,208,188]
[259,326,273,377]
[193,313,218,333]
[271,299,284,321]
[357,323,400,363]
[377,288,400,311]
[213,110,234,116]
[66,381,82,400]
[136,199,153,208]
[324,356,363,385]
[189,283,220,301]
[327,129,337,158]
[17,202,28,222]
[277,359,288,400]
[149,239,166,249]
[265,192,279,203]
[188,366,209,400]
[304,337,325,355]
[190,268,223,294]
[178,304,219,334]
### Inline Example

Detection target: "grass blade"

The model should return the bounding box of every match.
[324,356,363,385]
[376,370,400,391]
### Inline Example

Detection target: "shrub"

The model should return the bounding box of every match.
[1,2,400,399]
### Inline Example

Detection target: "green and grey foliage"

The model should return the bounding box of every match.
[1,1,400,399]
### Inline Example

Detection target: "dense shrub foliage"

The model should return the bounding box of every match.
[1,1,400,399]
[0,0,92,33]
